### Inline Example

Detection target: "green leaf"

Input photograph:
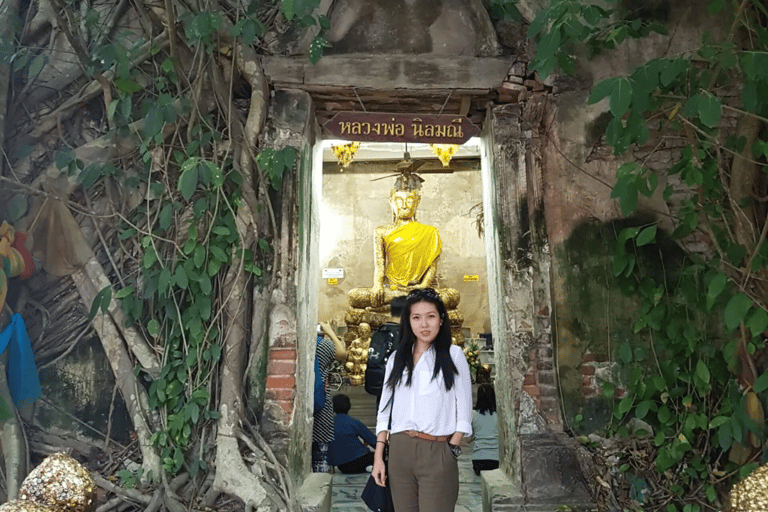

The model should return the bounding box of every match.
[660,58,687,87]
[718,422,733,451]
[636,400,652,419]
[174,266,189,289]
[159,204,173,231]
[194,245,206,268]
[588,77,617,104]
[281,0,295,20]
[159,268,171,295]
[744,306,768,340]
[309,36,329,65]
[707,0,725,14]
[636,225,657,246]
[706,273,727,311]
[618,395,633,415]
[695,360,710,385]
[619,342,633,363]
[206,161,224,188]
[698,93,722,128]
[537,30,562,68]
[6,194,27,222]
[114,78,143,93]
[115,286,135,299]
[754,371,768,393]
[28,54,46,80]
[724,293,753,331]
[709,416,728,429]
[147,319,160,337]
[658,404,672,424]
[178,166,198,201]
[87,286,112,321]
[609,78,632,118]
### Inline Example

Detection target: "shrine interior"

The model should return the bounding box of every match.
[317,139,495,411]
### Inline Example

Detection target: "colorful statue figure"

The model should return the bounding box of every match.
[0,222,35,312]
[345,322,371,386]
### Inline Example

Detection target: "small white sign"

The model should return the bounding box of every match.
[322,268,344,279]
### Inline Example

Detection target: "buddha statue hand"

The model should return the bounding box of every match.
[371,282,386,308]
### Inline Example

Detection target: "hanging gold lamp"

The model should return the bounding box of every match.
[429,143,459,167]
[331,142,361,169]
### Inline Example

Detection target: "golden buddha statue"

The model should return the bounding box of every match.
[345,185,463,344]
[345,322,371,385]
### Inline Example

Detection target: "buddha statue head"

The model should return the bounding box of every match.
[389,189,421,223]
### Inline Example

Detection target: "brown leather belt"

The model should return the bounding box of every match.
[404,430,450,442]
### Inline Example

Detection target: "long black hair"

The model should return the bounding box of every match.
[475,384,496,415]
[385,288,459,391]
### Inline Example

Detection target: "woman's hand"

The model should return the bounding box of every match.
[372,454,387,487]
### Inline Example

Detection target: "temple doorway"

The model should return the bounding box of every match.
[314,138,495,430]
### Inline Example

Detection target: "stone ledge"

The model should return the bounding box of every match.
[481,469,523,512]
[297,473,332,512]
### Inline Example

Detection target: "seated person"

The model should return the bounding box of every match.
[470,384,500,476]
[329,394,377,474]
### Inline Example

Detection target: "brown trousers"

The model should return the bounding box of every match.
[388,433,459,512]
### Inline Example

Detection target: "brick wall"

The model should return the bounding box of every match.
[521,333,563,432]
[266,347,297,416]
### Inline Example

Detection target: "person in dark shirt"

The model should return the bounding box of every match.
[365,295,407,411]
[329,394,377,474]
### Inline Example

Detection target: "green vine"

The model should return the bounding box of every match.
[529,0,768,508]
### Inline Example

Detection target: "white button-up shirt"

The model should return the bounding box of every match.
[376,344,473,437]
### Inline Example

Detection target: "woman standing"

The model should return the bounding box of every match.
[470,384,500,476]
[371,288,473,511]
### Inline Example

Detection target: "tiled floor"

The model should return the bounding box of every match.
[330,442,483,511]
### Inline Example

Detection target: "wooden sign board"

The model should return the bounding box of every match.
[324,112,480,144]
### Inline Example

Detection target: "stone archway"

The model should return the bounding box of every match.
[252,1,590,509]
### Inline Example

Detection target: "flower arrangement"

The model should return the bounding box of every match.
[463,338,480,381]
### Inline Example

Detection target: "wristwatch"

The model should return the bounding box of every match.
[448,442,461,458]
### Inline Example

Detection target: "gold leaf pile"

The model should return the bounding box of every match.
[730,464,768,511]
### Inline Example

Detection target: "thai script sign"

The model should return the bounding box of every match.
[324,112,480,144]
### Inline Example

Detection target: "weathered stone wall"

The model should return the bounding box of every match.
[537,1,730,432]
[255,89,317,482]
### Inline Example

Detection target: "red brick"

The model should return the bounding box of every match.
[581,375,595,388]
[523,373,536,385]
[270,348,296,361]
[582,352,597,363]
[266,388,295,401]
[523,385,540,397]
[614,387,627,399]
[275,400,294,415]
[582,387,596,397]
[268,359,296,375]
[266,375,295,389]
[580,365,595,376]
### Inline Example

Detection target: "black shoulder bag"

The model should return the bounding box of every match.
[361,389,395,512]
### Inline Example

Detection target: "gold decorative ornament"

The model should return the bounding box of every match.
[730,464,768,511]
[345,322,371,385]
[429,143,459,167]
[19,453,96,512]
[331,142,361,168]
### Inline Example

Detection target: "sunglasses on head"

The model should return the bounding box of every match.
[407,288,439,300]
